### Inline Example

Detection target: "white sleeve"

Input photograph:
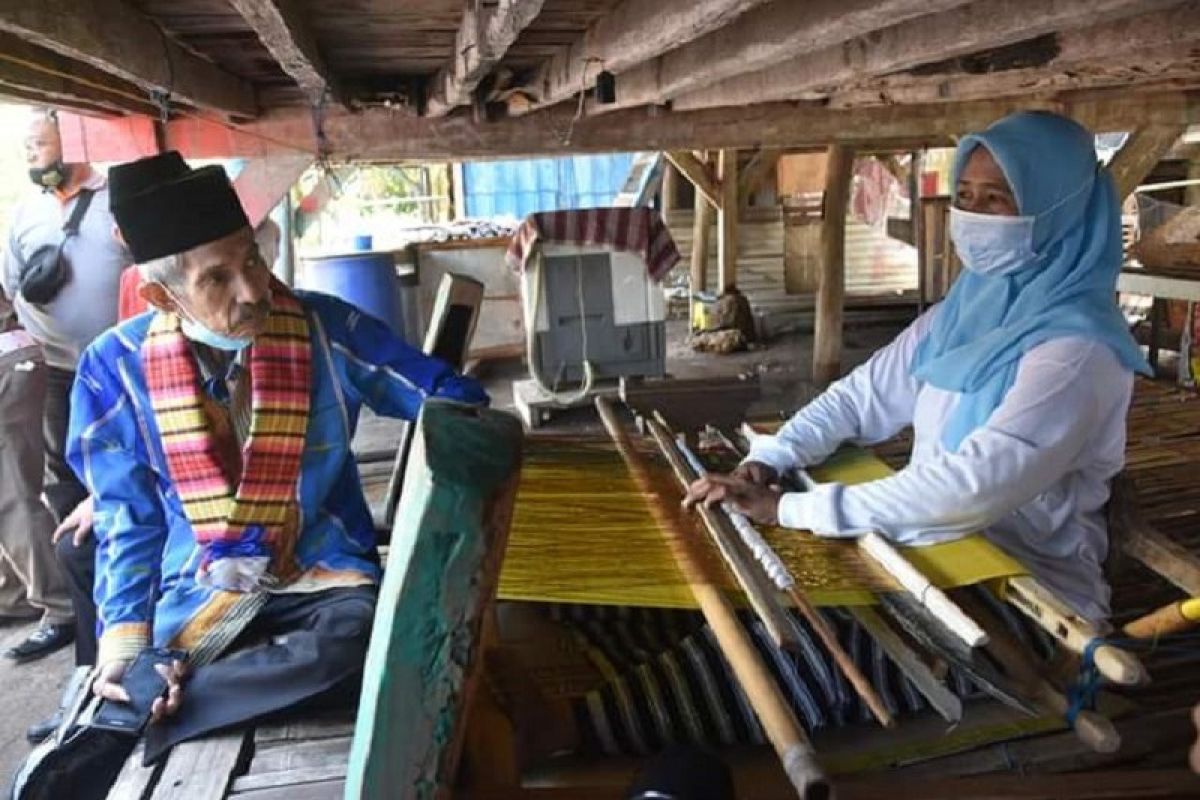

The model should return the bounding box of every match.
[745,308,936,473]
[777,339,1117,543]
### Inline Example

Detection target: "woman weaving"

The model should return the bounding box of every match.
[687,111,1148,623]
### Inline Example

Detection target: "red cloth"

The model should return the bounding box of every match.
[505,208,681,281]
[118,265,148,321]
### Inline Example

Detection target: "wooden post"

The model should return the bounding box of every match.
[1108,125,1186,200]
[660,160,677,226]
[717,148,739,293]
[814,144,853,386]
[690,152,713,294]
[347,400,524,800]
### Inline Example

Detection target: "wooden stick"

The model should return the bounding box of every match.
[849,606,963,724]
[1005,575,1148,686]
[641,423,803,654]
[595,397,830,800]
[856,531,988,649]
[666,424,895,729]
[1123,598,1200,639]
[955,591,1121,755]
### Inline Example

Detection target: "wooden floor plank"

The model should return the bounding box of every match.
[229,781,344,800]
[231,763,348,793]
[246,735,353,775]
[108,741,163,800]
[253,712,355,745]
[148,729,250,800]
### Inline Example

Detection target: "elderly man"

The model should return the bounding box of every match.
[17,151,487,797]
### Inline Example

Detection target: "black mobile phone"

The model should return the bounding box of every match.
[89,647,187,735]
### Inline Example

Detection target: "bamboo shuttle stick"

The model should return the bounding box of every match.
[595,398,830,800]
[668,426,895,729]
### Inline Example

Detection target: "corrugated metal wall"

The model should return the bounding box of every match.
[463,153,636,218]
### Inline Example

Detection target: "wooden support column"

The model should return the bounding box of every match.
[717,148,739,293]
[814,144,854,386]
[690,152,713,294]
[1109,124,1186,199]
[660,161,677,226]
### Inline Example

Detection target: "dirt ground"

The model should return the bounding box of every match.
[0,621,74,782]
[0,314,910,786]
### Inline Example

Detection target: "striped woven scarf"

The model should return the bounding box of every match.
[142,284,311,589]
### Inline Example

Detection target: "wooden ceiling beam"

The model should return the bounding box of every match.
[603,0,973,114]
[0,31,159,116]
[213,89,1198,161]
[0,0,258,119]
[672,0,1183,112]
[226,0,340,106]
[426,0,546,117]
[831,3,1200,109]
[511,0,770,116]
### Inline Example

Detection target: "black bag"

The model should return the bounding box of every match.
[18,189,94,306]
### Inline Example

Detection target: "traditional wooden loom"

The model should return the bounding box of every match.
[107,380,1200,800]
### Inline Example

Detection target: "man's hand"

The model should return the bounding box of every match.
[730,460,779,487]
[92,658,188,724]
[683,474,781,527]
[53,495,94,546]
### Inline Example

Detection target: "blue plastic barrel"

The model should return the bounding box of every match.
[302,251,403,334]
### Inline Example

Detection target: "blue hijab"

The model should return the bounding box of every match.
[911,111,1149,452]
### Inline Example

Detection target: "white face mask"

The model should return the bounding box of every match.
[950,173,1097,277]
[949,207,1038,277]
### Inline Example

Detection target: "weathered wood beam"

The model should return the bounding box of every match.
[513,0,769,115]
[814,144,853,385]
[607,0,973,114]
[664,150,721,208]
[226,0,339,106]
[672,0,1180,111]
[200,89,1198,161]
[347,400,523,800]
[0,84,118,117]
[738,147,782,206]
[717,149,739,292]
[0,0,257,119]
[0,31,160,116]
[831,3,1200,109]
[1109,124,1187,199]
[427,0,546,117]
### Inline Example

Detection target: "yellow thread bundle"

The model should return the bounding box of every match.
[498,437,1025,608]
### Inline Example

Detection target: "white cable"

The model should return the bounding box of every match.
[525,251,595,405]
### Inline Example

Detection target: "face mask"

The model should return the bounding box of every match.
[167,288,254,352]
[950,174,1097,278]
[28,161,66,190]
[949,208,1038,277]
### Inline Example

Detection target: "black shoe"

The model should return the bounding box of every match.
[24,711,62,745]
[0,612,41,628]
[4,624,74,663]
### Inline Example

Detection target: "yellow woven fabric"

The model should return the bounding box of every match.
[498,437,1026,607]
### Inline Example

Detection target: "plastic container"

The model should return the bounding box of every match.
[301,251,402,334]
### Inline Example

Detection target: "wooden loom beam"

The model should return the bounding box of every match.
[594,397,829,800]
[347,400,524,799]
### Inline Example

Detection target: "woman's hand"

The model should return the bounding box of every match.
[684,474,781,526]
[730,460,779,487]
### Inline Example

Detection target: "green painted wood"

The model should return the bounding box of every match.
[346,400,524,800]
